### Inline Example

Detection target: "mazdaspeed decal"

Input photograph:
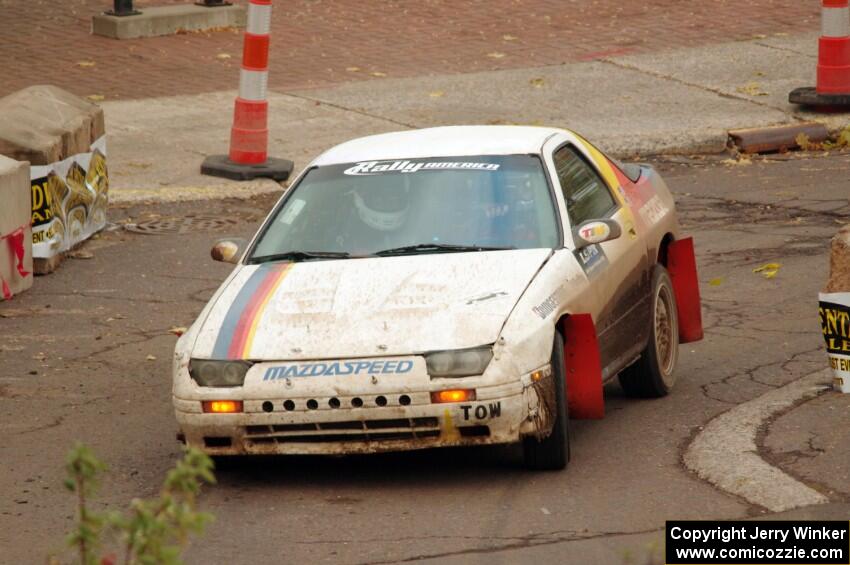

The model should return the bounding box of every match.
[264,360,414,380]
[344,160,500,176]
[212,263,294,360]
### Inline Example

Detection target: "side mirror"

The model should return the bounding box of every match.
[211,238,248,264]
[572,219,622,249]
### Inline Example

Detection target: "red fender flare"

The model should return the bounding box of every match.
[667,237,704,344]
[560,314,605,420]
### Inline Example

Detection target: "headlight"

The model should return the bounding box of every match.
[425,347,493,378]
[189,359,252,387]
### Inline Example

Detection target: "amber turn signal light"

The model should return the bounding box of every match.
[430,389,476,404]
[202,400,243,413]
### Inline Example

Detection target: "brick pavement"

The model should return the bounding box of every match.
[0,0,821,101]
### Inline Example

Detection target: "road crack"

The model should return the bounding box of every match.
[598,58,795,115]
[278,91,419,130]
[342,527,662,564]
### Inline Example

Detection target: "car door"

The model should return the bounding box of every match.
[551,143,650,378]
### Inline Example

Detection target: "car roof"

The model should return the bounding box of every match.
[311,125,567,166]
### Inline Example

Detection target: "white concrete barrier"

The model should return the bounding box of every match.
[0,156,33,300]
[0,85,108,274]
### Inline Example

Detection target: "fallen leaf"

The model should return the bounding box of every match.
[529,77,545,88]
[736,82,768,96]
[835,126,850,147]
[216,53,231,60]
[752,34,768,39]
[753,263,781,279]
[86,94,105,102]
[796,132,813,151]
[146,355,157,361]
[76,61,96,68]
[502,34,518,41]
[428,90,445,98]
[487,52,506,59]
[168,326,188,337]
[721,156,752,167]
[68,250,93,260]
[0,309,25,318]
[177,25,239,35]
[370,71,387,77]
[345,66,361,72]
[709,278,724,286]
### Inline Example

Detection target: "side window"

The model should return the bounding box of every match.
[553,145,617,224]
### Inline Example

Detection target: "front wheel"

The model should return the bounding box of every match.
[523,329,570,471]
[619,265,680,398]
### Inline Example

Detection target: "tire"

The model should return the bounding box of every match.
[211,454,242,472]
[619,265,680,398]
[523,329,570,471]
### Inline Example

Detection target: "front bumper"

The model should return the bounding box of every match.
[174,378,552,456]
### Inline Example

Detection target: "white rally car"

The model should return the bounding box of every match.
[174,126,702,470]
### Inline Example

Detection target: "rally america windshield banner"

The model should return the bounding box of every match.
[30,135,108,259]
[819,292,850,393]
[344,159,501,176]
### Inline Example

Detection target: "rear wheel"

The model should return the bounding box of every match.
[523,329,570,471]
[619,265,680,398]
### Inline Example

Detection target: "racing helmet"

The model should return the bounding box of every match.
[353,175,410,231]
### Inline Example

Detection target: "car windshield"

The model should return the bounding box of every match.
[249,154,559,260]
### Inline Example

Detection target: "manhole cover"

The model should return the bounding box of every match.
[125,215,240,235]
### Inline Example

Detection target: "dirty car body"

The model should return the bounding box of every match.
[173,126,699,467]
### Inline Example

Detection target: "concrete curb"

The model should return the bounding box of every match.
[92,4,245,40]
[684,369,833,513]
[108,183,283,205]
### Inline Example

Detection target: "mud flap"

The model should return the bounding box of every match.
[667,237,703,343]
[561,314,604,420]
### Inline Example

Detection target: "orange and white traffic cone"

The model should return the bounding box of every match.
[202,0,293,181]
[790,0,850,108]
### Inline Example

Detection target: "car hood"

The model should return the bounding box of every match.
[191,249,552,360]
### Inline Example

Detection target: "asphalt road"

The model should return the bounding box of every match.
[1,153,848,564]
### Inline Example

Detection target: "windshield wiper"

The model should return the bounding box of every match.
[248,250,352,264]
[374,243,515,257]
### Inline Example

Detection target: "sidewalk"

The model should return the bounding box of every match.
[764,391,850,503]
[101,31,850,202]
[0,0,820,100]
